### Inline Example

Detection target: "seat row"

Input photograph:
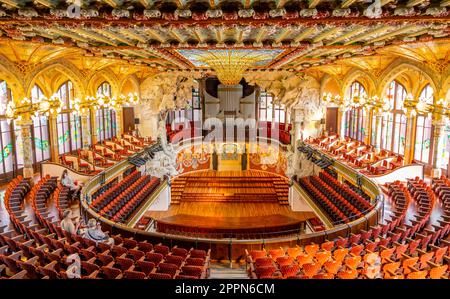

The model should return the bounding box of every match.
[90,170,141,210]
[1,177,210,279]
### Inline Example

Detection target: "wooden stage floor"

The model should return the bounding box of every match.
[144,202,316,232]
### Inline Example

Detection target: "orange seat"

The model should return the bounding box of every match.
[286,247,302,258]
[337,268,359,279]
[429,265,448,279]
[333,248,349,263]
[302,262,321,278]
[304,244,319,256]
[345,255,362,269]
[321,241,334,251]
[323,259,341,274]
[314,251,331,265]
[406,270,427,279]
[296,253,313,267]
[402,257,419,275]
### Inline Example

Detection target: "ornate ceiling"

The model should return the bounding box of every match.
[0,0,447,74]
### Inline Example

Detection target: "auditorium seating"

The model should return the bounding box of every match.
[0,176,210,279]
[89,170,160,223]
[298,171,373,224]
[305,135,405,176]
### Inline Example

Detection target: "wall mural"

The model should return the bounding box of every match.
[249,144,287,176]
[176,145,210,174]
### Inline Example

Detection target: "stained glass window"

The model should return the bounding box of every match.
[344,81,367,141]
[31,85,50,163]
[381,80,407,155]
[414,84,433,164]
[56,81,83,154]
[96,82,116,141]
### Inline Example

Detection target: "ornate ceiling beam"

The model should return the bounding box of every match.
[341,0,358,9]
[242,0,252,9]
[72,28,118,46]
[236,27,244,44]
[275,28,292,44]
[366,25,418,44]
[293,28,315,43]
[121,29,148,44]
[380,0,395,6]
[95,29,135,46]
[326,27,366,45]
[103,0,123,8]
[0,0,23,8]
[176,0,186,9]
[406,0,426,7]
[144,28,166,43]
[209,0,218,9]
[255,27,266,43]
[308,0,322,9]
[48,28,90,43]
[139,0,154,9]
[191,28,204,43]
[277,0,287,8]
[312,27,341,43]
[170,29,186,43]
[34,0,57,8]
[344,25,392,45]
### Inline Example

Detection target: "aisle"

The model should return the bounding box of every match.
[208,263,249,279]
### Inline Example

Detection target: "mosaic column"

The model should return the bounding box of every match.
[364,108,373,146]
[115,107,123,140]
[90,109,97,145]
[48,114,60,163]
[373,111,383,152]
[18,119,34,178]
[431,116,446,178]
[81,113,91,149]
[403,108,417,165]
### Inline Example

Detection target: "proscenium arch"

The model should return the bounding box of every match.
[25,59,86,100]
[377,59,438,98]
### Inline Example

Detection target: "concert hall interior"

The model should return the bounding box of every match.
[0,0,449,281]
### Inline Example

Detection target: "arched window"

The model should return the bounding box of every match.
[381,80,407,155]
[56,81,82,154]
[96,82,116,142]
[344,81,367,141]
[31,85,50,163]
[0,80,15,176]
[258,91,287,123]
[414,84,433,164]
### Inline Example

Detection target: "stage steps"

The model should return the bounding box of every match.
[170,171,289,205]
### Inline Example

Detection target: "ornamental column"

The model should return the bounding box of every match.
[365,108,373,145]
[115,107,123,140]
[48,114,60,163]
[373,110,383,152]
[17,119,34,178]
[431,116,446,178]
[80,114,91,149]
[403,108,417,165]
[90,109,98,145]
